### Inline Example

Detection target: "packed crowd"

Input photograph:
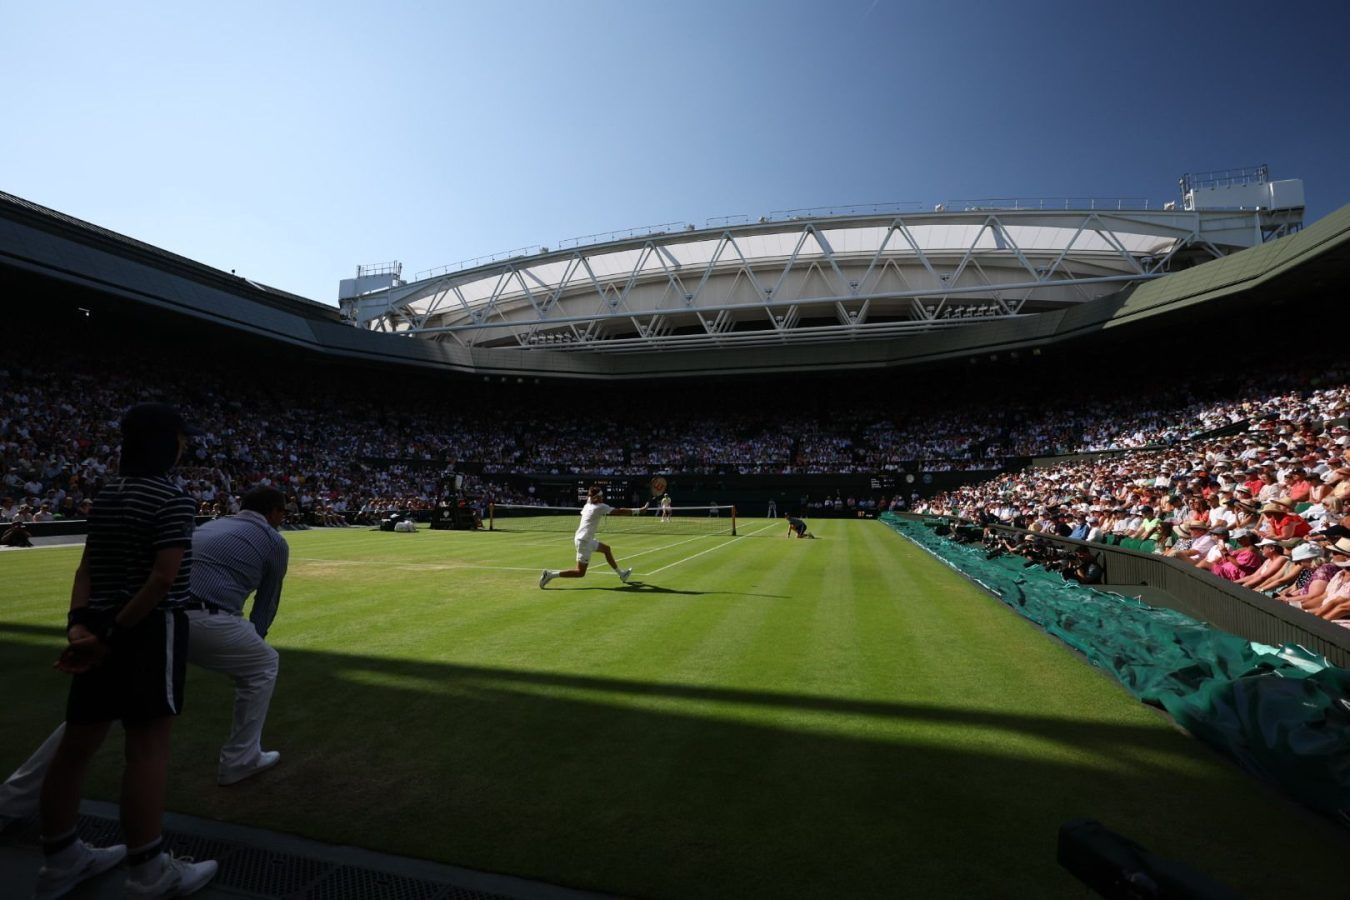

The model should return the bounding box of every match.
[917,408,1350,623]
[2,342,1347,536]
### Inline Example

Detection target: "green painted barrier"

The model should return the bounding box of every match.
[880,513,1350,818]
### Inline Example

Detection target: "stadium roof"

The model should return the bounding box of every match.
[344,205,1296,354]
[2,190,1346,380]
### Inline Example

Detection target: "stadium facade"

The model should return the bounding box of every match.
[1,168,1344,380]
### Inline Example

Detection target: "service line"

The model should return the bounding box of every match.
[643,521,780,576]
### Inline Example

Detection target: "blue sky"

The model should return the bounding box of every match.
[2,1,1347,304]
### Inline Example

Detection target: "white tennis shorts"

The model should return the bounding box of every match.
[575,536,600,563]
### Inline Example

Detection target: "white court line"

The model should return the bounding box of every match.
[617,532,714,562]
[293,531,720,578]
[291,557,545,573]
[643,522,779,576]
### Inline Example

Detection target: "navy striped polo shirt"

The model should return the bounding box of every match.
[85,476,195,612]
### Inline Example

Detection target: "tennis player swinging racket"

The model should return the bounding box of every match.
[539,485,648,588]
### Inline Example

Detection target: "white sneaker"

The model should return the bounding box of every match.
[218,750,281,786]
[125,852,218,898]
[618,568,633,583]
[539,570,555,589]
[33,840,126,900]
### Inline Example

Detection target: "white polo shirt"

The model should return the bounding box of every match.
[575,501,613,543]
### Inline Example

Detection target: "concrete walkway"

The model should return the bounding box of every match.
[2,801,611,900]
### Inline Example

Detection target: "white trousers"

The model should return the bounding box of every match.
[184,609,279,774]
[0,610,278,817]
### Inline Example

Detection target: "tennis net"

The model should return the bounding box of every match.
[490,504,737,536]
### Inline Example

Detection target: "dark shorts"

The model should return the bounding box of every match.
[67,609,189,725]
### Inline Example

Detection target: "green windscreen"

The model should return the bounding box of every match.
[881,513,1350,817]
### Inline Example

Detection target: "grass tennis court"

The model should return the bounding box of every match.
[2,521,1346,897]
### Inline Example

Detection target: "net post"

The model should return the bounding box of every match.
[731,505,737,536]
[489,502,496,531]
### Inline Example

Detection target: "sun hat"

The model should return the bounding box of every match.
[1291,543,1322,562]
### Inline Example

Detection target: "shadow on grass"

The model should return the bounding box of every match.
[559,580,786,598]
[0,622,1344,900]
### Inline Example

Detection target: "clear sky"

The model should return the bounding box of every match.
[3,0,1348,304]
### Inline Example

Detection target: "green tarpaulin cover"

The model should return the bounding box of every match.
[881,514,1350,817]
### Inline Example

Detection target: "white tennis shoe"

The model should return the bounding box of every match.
[218,750,281,786]
[618,568,633,583]
[124,852,218,898]
[33,840,126,900]
[539,570,556,589]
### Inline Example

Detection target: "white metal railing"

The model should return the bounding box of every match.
[1180,165,1268,194]
[409,198,1170,285]
[415,245,542,281]
[355,261,402,278]
[555,221,687,250]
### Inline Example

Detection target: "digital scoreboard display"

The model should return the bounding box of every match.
[576,478,630,502]
[870,475,897,491]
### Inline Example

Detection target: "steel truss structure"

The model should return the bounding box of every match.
[344,205,1298,353]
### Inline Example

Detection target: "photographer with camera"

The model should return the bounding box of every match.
[1063,546,1105,585]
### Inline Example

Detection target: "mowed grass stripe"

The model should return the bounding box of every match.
[3,523,1349,899]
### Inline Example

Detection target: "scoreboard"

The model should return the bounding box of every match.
[575,478,631,502]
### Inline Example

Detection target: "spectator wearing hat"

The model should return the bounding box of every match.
[1087,515,1107,542]
[1231,498,1260,530]
[1181,498,1211,533]
[1165,522,1199,558]
[1172,524,1222,565]
[1279,544,1338,610]
[1258,501,1311,543]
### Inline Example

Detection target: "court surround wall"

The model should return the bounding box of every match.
[887,512,1350,669]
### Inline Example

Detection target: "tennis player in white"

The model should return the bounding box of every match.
[539,486,647,588]
[659,493,673,523]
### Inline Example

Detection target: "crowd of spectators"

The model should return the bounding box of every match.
[916,404,1350,623]
[2,341,1346,550]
